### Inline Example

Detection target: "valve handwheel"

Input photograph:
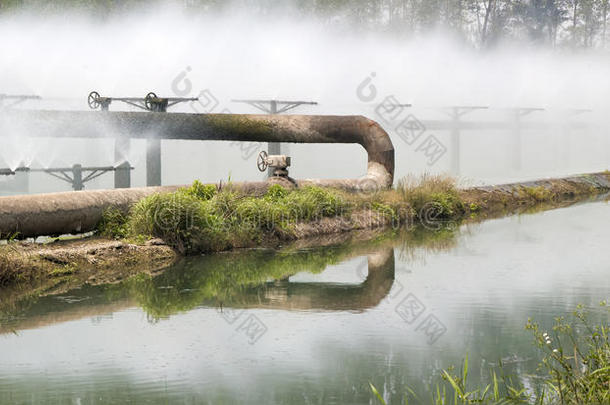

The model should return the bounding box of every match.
[257,151,268,172]
[144,92,158,111]
[87,91,101,110]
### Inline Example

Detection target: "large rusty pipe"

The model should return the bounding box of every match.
[0,110,394,185]
[0,181,278,238]
[0,111,394,238]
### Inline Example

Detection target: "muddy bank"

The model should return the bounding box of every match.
[0,172,608,289]
[0,238,177,291]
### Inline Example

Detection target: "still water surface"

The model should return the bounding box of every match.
[1,201,609,404]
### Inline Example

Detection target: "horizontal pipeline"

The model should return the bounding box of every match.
[0,111,395,238]
[0,110,394,186]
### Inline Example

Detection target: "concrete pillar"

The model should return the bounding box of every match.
[72,164,84,191]
[443,107,488,176]
[146,138,161,186]
[114,137,131,188]
[510,109,544,172]
[114,161,131,189]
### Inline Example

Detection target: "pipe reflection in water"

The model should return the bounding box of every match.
[200,247,394,312]
[0,240,399,333]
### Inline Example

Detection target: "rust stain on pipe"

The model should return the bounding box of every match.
[0,111,395,238]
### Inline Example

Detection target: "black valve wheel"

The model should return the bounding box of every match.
[87,91,101,110]
[144,92,158,111]
[257,151,269,172]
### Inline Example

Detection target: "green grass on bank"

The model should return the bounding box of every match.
[98,176,467,254]
[100,181,353,253]
[96,172,609,256]
[395,174,464,218]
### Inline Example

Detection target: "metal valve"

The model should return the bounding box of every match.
[257,151,291,177]
[87,91,196,112]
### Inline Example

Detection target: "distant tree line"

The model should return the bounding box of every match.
[1,0,609,49]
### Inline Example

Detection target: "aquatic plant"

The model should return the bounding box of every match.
[370,302,610,405]
[525,302,610,405]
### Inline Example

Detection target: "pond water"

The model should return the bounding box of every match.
[1,200,609,404]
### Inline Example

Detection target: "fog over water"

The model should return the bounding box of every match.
[1,3,609,193]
